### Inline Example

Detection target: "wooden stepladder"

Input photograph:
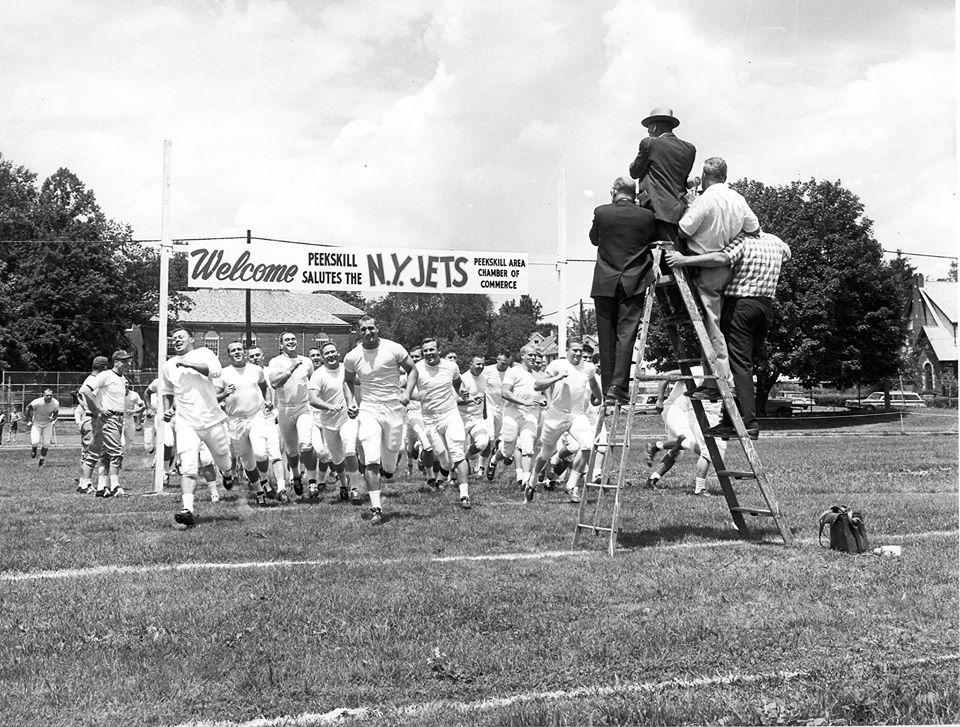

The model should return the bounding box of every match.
[573,246,793,555]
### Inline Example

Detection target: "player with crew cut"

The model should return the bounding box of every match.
[268,332,320,497]
[308,340,360,503]
[343,314,417,526]
[459,353,492,476]
[160,326,235,527]
[527,339,601,504]
[498,344,541,492]
[216,340,287,506]
[408,338,473,509]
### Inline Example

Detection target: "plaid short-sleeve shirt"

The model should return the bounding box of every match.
[722,232,791,298]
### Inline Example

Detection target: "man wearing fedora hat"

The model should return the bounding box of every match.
[629,107,697,245]
[81,349,133,496]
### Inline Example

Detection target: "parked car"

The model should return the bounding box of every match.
[843,391,927,411]
[763,397,794,417]
[787,393,815,409]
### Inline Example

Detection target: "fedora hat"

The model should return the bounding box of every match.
[642,107,680,129]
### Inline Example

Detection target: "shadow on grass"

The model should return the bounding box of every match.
[761,410,906,431]
[615,524,747,550]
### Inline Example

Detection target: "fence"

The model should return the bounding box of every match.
[0,370,158,414]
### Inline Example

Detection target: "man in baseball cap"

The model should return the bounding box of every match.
[629,107,696,246]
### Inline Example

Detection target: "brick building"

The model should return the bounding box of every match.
[132,290,365,367]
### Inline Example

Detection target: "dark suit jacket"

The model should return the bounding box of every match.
[629,132,696,224]
[589,199,657,298]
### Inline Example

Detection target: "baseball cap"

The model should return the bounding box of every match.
[112,350,133,361]
[92,355,109,368]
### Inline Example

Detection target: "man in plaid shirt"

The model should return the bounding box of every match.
[664,230,791,438]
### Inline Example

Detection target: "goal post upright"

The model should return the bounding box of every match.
[153,140,172,494]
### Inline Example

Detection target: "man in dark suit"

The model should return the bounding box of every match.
[629,107,696,245]
[590,177,658,405]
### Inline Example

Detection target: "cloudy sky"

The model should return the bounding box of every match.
[2,0,955,321]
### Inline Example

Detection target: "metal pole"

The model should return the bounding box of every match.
[245,229,253,348]
[557,163,567,352]
[153,140,172,494]
[579,299,585,339]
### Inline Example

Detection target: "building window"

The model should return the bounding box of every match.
[923,362,934,392]
[315,331,330,349]
[166,337,177,356]
[204,331,220,356]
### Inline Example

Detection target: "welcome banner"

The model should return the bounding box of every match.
[186,240,529,295]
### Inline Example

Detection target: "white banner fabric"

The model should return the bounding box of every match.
[185,241,528,295]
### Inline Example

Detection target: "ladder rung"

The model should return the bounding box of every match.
[634,374,717,382]
[716,470,757,480]
[585,482,620,490]
[575,524,615,533]
[655,276,677,287]
[674,357,703,365]
[729,507,776,517]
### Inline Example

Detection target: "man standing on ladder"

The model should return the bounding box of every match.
[629,107,697,247]
[665,230,792,439]
[677,157,760,400]
[589,177,658,405]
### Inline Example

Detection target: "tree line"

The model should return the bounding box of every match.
[0,151,926,406]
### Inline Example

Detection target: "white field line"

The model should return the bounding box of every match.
[173,653,960,727]
[2,529,956,583]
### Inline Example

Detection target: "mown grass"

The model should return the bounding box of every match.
[0,431,956,727]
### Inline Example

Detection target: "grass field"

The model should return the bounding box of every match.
[0,417,957,726]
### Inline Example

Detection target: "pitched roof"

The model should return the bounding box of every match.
[157,289,364,327]
[919,325,958,362]
[921,281,957,323]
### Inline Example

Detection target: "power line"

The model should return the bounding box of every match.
[882,249,957,261]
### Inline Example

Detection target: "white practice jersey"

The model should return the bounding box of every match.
[267,354,313,412]
[343,339,409,408]
[216,364,266,419]
[543,359,596,415]
[308,364,348,429]
[460,370,487,420]
[87,369,127,413]
[159,347,226,430]
[28,397,60,423]
[502,366,537,414]
[415,359,460,420]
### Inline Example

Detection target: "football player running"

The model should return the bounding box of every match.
[409,338,473,509]
[268,332,320,497]
[308,340,360,502]
[216,340,285,506]
[343,315,417,526]
[527,339,601,504]
[160,326,235,527]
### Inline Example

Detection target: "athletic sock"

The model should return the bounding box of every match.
[567,471,583,489]
[459,482,469,498]
[109,474,120,490]
[369,490,382,510]
[694,477,706,492]
[183,492,195,511]
[96,476,108,491]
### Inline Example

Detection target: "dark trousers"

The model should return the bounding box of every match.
[593,289,646,395]
[719,296,772,430]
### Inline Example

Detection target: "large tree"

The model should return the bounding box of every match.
[0,163,167,369]
[365,292,494,357]
[490,295,544,357]
[646,178,911,410]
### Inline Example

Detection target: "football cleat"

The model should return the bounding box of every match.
[307,483,319,499]
[369,507,384,526]
[523,484,535,504]
[221,475,235,491]
[292,476,304,496]
[543,478,557,491]
[95,488,106,498]
[102,487,115,498]
[339,485,349,502]
[349,487,363,506]
[459,496,472,510]
[485,461,496,481]
[174,509,197,527]
[566,485,581,504]
[76,484,91,495]
[255,491,268,507]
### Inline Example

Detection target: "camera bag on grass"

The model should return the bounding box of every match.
[818,505,870,554]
